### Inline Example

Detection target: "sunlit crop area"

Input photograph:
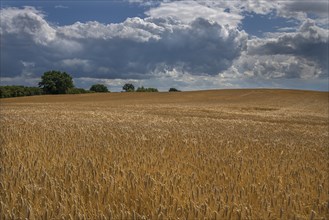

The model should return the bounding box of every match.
[0,89,328,219]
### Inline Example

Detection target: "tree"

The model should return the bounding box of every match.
[90,84,109,93]
[0,86,43,98]
[136,86,158,92]
[67,88,90,94]
[123,83,135,92]
[169,88,181,92]
[136,86,146,92]
[38,70,74,94]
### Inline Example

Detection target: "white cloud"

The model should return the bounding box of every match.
[61,59,93,72]
[54,5,69,9]
[222,19,328,81]
[74,72,237,92]
[146,1,243,27]
[247,19,329,73]
[58,18,163,42]
[139,0,328,26]
[226,53,323,80]
[275,27,298,32]
[0,4,328,91]
[0,6,56,45]
[1,7,247,80]
[277,0,329,26]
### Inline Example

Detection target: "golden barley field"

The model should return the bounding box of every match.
[0,89,328,219]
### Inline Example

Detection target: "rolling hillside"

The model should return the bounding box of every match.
[1,89,328,219]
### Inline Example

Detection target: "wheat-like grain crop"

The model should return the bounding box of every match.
[0,89,328,219]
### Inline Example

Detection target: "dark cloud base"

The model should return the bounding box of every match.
[0,3,328,91]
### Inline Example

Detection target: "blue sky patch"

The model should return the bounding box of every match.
[1,1,149,25]
[241,12,300,37]
[0,1,328,91]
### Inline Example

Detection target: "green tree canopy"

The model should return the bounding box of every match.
[169,88,181,92]
[123,83,135,92]
[38,70,74,94]
[136,86,158,92]
[90,84,109,93]
[0,86,43,98]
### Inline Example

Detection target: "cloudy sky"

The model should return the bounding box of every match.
[1,0,328,91]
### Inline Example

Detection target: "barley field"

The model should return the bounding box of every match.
[0,89,328,219]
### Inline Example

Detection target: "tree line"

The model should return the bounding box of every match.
[0,86,43,98]
[0,70,181,98]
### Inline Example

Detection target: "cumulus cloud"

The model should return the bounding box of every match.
[0,2,328,91]
[146,1,244,27]
[0,6,56,45]
[1,7,82,81]
[0,6,247,81]
[220,19,328,82]
[276,0,329,26]
[247,19,328,75]
[226,53,323,80]
[140,0,329,26]
[57,18,163,42]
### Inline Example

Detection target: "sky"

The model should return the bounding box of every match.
[0,0,328,91]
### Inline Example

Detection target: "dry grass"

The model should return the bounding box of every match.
[0,89,328,219]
